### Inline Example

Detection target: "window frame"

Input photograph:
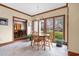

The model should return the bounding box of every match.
[32,15,65,40]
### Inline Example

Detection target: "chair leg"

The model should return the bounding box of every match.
[38,44,40,50]
[51,42,53,48]
[31,41,33,46]
[48,42,51,49]
[31,41,35,48]
[31,43,34,48]
[37,42,40,50]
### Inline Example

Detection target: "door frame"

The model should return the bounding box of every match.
[13,16,27,41]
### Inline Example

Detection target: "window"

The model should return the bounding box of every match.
[33,20,38,33]
[32,15,65,41]
[46,18,54,34]
[54,16,64,40]
[39,20,44,36]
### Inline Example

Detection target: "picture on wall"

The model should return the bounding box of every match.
[0,17,8,25]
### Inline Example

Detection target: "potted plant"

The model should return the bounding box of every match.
[55,32,64,47]
[27,34,32,41]
[55,39,64,47]
[23,34,32,41]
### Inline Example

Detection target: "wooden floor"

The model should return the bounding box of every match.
[0,40,68,56]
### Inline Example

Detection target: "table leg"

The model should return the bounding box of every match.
[44,37,46,51]
[44,41,45,50]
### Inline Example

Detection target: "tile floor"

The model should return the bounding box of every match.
[0,40,68,56]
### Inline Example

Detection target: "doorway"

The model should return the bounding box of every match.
[13,16,27,40]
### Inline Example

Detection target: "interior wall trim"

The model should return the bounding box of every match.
[0,3,32,17]
[0,41,14,47]
[0,3,67,17]
[68,51,79,56]
[0,39,24,47]
[13,16,27,20]
[32,3,68,17]
[67,3,69,49]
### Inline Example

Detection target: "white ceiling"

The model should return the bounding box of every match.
[3,3,66,16]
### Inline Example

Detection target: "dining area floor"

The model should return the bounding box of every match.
[0,40,68,56]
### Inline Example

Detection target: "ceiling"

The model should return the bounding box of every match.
[3,3,66,16]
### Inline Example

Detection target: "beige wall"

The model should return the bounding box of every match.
[0,5,31,44]
[68,3,79,53]
[32,7,68,43]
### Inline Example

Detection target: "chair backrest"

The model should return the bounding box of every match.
[32,32,38,41]
[49,32,54,41]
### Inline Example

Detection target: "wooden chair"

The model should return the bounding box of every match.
[44,32,54,49]
[31,32,42,50]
